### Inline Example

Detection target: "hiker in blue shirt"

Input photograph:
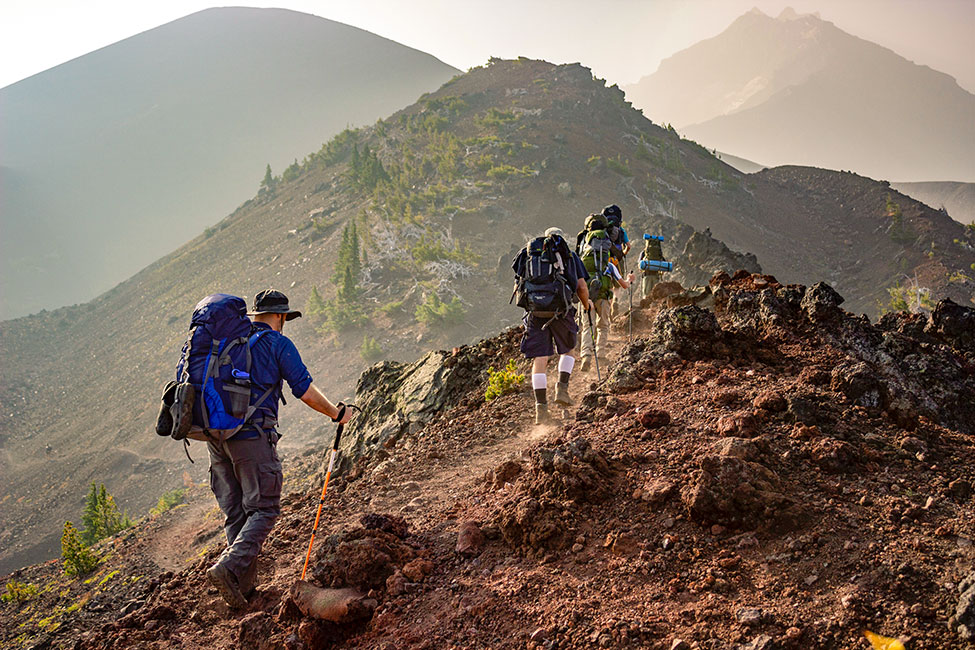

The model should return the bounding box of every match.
[512,227,591,424]
[205,289,352,609]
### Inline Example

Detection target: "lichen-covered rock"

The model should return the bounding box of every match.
[650,306,723,360]
[956,570,975,642]
[801,282,844,322]
[830,361,887,408]
[927,298,975,357]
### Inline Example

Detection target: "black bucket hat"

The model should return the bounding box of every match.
[248,289,302,320]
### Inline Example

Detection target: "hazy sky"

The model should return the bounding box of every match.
[2,0,974,92]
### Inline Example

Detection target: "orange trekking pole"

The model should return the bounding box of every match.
[300,403,359,580]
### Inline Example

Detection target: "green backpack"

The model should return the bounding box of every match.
[581,229,616,300]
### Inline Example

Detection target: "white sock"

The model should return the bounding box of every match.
[532,373,547,390]
[558,355,575,374]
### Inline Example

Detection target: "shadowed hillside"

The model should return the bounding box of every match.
[0,7,459,319]
[894,182,975,226]
[1,57,972,578]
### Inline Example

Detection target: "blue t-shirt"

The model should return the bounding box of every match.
[234,322,313,440]
[511,237,589,296]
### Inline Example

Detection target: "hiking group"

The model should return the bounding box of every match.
[511,204,669,424]
[156,290,352,608]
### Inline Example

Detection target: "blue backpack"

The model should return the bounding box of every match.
[514,235,574,316]
[163,294,277,452]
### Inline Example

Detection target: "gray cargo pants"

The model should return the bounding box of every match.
[207,434,282,579]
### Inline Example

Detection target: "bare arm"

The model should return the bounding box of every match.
[300,383,352,424]
[576,278,590,310]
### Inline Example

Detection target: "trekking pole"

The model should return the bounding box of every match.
[300,403,360,581]
[586,306,601,382]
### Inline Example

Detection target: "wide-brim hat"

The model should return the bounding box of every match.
[248,289,302,320]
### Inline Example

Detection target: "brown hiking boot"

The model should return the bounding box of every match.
[554,382,574,406]
[239,559,258,599]
[207,562,247,608]
[534,403,553,425]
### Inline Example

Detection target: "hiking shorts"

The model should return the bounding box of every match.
[520,310,578,358]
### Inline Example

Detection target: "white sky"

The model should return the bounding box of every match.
[2,0,974,92]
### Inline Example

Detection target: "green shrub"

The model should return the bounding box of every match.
[485,360,525,401]
[486,164,534,182]
[1,580,38,603]
[606,155,631,176]
[149,488,186,516]
[415,293,466,327]
[475,108,519,128]
[360,336,383,362]
[61,522,99,577]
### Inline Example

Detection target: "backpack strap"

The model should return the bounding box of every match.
[200,340,221,432]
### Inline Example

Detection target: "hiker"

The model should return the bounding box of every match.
[639,234,668,301]
[205,289,352,609]
[576,214,634,370]
[601,204,632,317]
[512,227,591,424]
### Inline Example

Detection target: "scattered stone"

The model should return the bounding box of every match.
[753,391,787,412]
[712,436,766,461]
[456,521,485,556]
[669,639,690,650]
[401,558,434,582]
[739,634,774,650]
[639,408,671,429]
[949,479,972,502]
[736,607,762,626]
[711,524,726,536]
[488,460,523,489]
[804,574,819,586]
[641,479,677,505]
[530,627,549,644]
[238,611,274,649]
[385,572,407,596]
[716,413,758,438]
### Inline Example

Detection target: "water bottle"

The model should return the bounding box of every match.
[644,234,665,242]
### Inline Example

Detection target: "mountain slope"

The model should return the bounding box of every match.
[1,58,972,578]
[624,8,975,182]
[0,7,459,319]
[893,181,975,226]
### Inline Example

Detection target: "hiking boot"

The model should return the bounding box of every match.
[206,562,247,609]
[239,559,258,599]
[554,382,574,406]
[580,357,592,372]
[534,403,553,425]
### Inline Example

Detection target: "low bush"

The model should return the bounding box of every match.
[485,360,525,401]
[1,580,38,603]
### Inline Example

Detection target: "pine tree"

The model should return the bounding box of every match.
[61,521,99,576]
[306,286,326,319]
[80,483,131,545]
[259,164,274,194]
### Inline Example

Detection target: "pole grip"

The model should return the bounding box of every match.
[333,424,343,451]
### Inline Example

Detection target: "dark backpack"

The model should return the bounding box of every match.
[514,235,574,315]
[156,294,277,456]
